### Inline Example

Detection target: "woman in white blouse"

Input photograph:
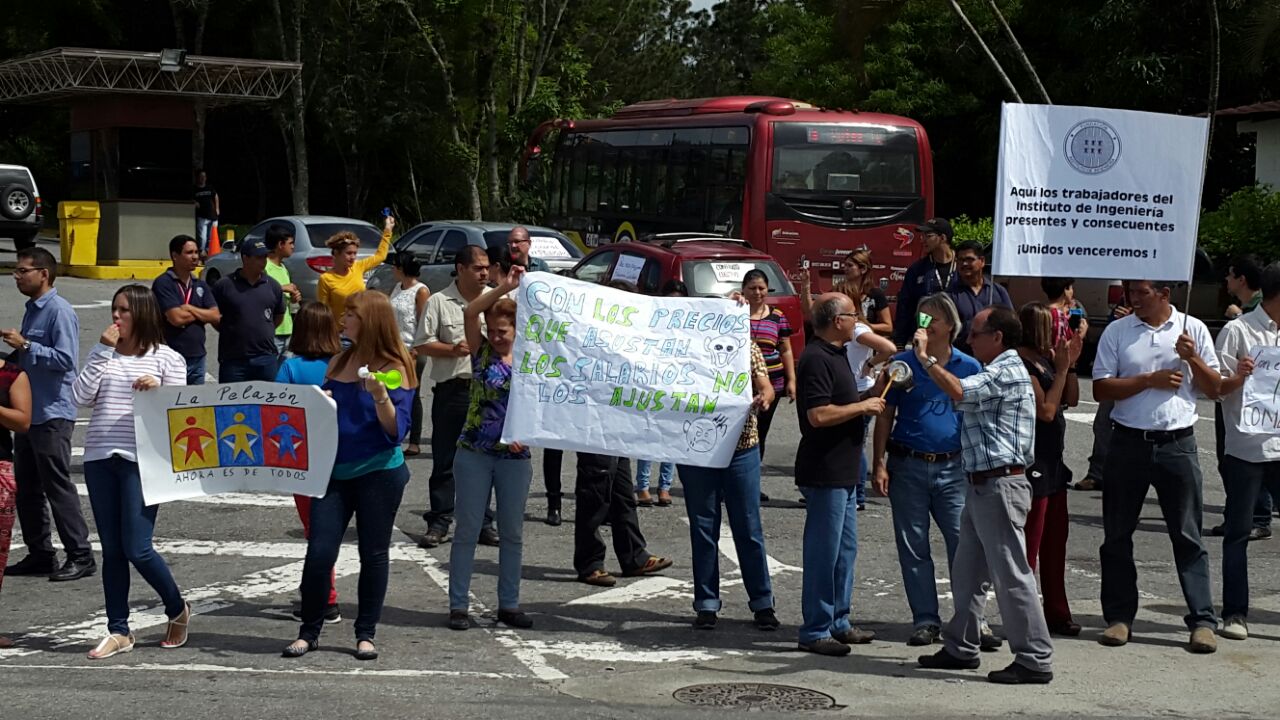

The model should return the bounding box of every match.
[390,255,429,455]
[73,285,190,659]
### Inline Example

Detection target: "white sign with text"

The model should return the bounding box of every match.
[992,103,1209,281]
[501,273,752,468]
[1239,347,1280,435]
[134,382,338,504]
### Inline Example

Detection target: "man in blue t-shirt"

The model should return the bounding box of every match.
[212,237,285,382]
[871,292,983,648]
[153,235,221,385]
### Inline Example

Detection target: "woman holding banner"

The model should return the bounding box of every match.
[284,291,415,661]
[73,285,191,659]
[276,302,345,624]
[447,265,535,631]
[676,341,780,630]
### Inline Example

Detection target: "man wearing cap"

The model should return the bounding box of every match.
[1092,280,1221,653]
[506,226,550,273]
[895,218,957,347]
[211,235,286,382]
[914,306,1053,685]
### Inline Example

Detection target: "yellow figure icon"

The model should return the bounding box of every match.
[220,412,259,461]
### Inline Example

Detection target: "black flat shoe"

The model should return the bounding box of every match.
[282,640,318,658]
[448,610,470,631]
[694,611,717,630]
[49,558,96,582]
[918,648,980,670]
[355,642,378,661]
[497,609,534,629]
[988,661,1053,684]
[545,508,562,526]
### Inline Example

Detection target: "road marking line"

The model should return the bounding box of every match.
[565,576,690,606]
[71,483,296,507]
[0,662,522,679]
[393,528,567,681]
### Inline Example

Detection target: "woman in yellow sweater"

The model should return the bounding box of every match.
[317,214,395,326]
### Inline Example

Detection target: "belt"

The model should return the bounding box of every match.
[968,465,1025,484]
[1112,424,1194,444]
[888,441,961,464]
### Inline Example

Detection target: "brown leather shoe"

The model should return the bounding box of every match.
[1099,622,1130,647]
[1189,626,1217,654]
[0,635,13,649]
[657,490,673,506]
[833,626,876,644]
[636,489,654,506]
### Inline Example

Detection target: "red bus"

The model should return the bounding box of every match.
[524,96,935,302]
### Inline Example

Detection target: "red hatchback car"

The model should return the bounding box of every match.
[567,234,805,346]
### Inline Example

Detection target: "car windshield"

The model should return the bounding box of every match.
[771,123,919,195]
[482,231,581,260]
[682,260,795,298]
[305,223,382,251]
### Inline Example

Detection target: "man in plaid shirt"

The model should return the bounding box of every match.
[912,306,1054,685]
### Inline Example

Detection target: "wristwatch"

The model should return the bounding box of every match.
[922,356,938,370]
[20,339,30,352]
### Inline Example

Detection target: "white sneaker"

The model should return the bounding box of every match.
[1220,616,1248,640]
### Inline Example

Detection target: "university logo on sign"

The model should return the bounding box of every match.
[1064,119,1121,175]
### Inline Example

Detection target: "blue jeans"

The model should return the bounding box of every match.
[298,463,409,643]
[886,452,965,628]
[84,457,184,636]
[677,448,774,613]
[1220,455,1280,618]
[636,460,674,492]
[450,448,532,610]
[184,356,206,386]
[798,485,858,644]
[196,217,215,253]
[218,354,279,383]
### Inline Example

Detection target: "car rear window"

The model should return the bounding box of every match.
[306,223,382,249]
[482,231,580,260]
[0,169,32,186]
[682,260,796,298]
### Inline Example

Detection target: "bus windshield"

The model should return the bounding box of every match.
[771,123,919,195]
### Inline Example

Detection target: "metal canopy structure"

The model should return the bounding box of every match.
[0,47,300,105]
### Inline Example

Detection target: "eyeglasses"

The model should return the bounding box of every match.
[12,267,44,277]
[510,238,531,245]
[957,256,981,264]
[836,312,858,319]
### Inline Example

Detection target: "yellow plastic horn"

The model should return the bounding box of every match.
[358,366,403,390]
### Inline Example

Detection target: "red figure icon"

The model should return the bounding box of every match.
[175,416,215,463]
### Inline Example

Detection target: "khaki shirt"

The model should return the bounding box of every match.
[414,281,485,384]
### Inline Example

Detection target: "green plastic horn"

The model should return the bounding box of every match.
[358,366,403,390]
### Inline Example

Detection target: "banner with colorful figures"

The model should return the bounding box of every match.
[134,383,339,505]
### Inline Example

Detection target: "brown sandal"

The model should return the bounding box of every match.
[579,570,617,587]
[623,556,674,577]
[160,602,191,649]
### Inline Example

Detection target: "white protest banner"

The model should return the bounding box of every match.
[1238,347,1280,435]
[992,103,1209,281]
[501,273,752,468]
[134,382,338,505]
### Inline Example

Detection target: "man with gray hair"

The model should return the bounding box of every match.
[871,293,982,647]
[915,306,1053,684]
[794,293,885,656]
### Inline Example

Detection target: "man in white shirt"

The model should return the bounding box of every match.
[1214,262,1280,641]
[1092,280,1222,654]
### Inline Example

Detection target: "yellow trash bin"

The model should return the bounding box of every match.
[58,201,100,267]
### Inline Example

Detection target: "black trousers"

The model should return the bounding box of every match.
[1214,403,1274,528]
[756,399,780,462]
[543,449,563,506]
[14,419,91,562]
[424,379,493,533]
[573,453,649,576]
[1100,427,1216,630]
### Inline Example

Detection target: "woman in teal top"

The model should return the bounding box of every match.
[284,292,414,661]
[276,302,344,623]
[447,266,533,631]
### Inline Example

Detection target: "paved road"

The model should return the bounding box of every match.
[1,273,1278,718]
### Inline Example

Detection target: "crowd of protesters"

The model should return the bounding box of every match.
[0,213,1276,687]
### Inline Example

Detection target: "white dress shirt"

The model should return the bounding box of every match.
[1216,306,1280,462]
[1092,308,1219,431]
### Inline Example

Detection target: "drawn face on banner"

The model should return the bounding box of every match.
[705,334,741,367]
[684,415,729,452]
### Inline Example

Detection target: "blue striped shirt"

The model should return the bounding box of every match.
[956,349,1035,473]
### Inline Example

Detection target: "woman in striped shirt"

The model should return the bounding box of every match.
[73,285,190,659]
[743,270,795,502]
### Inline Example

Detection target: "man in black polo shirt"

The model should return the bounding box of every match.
[212,236,285,382]
[795,292,886,656]
[153,235,221,385]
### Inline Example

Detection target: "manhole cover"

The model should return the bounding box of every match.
[673,683,837,711]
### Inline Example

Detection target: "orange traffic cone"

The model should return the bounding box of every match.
[208,221,221,256]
